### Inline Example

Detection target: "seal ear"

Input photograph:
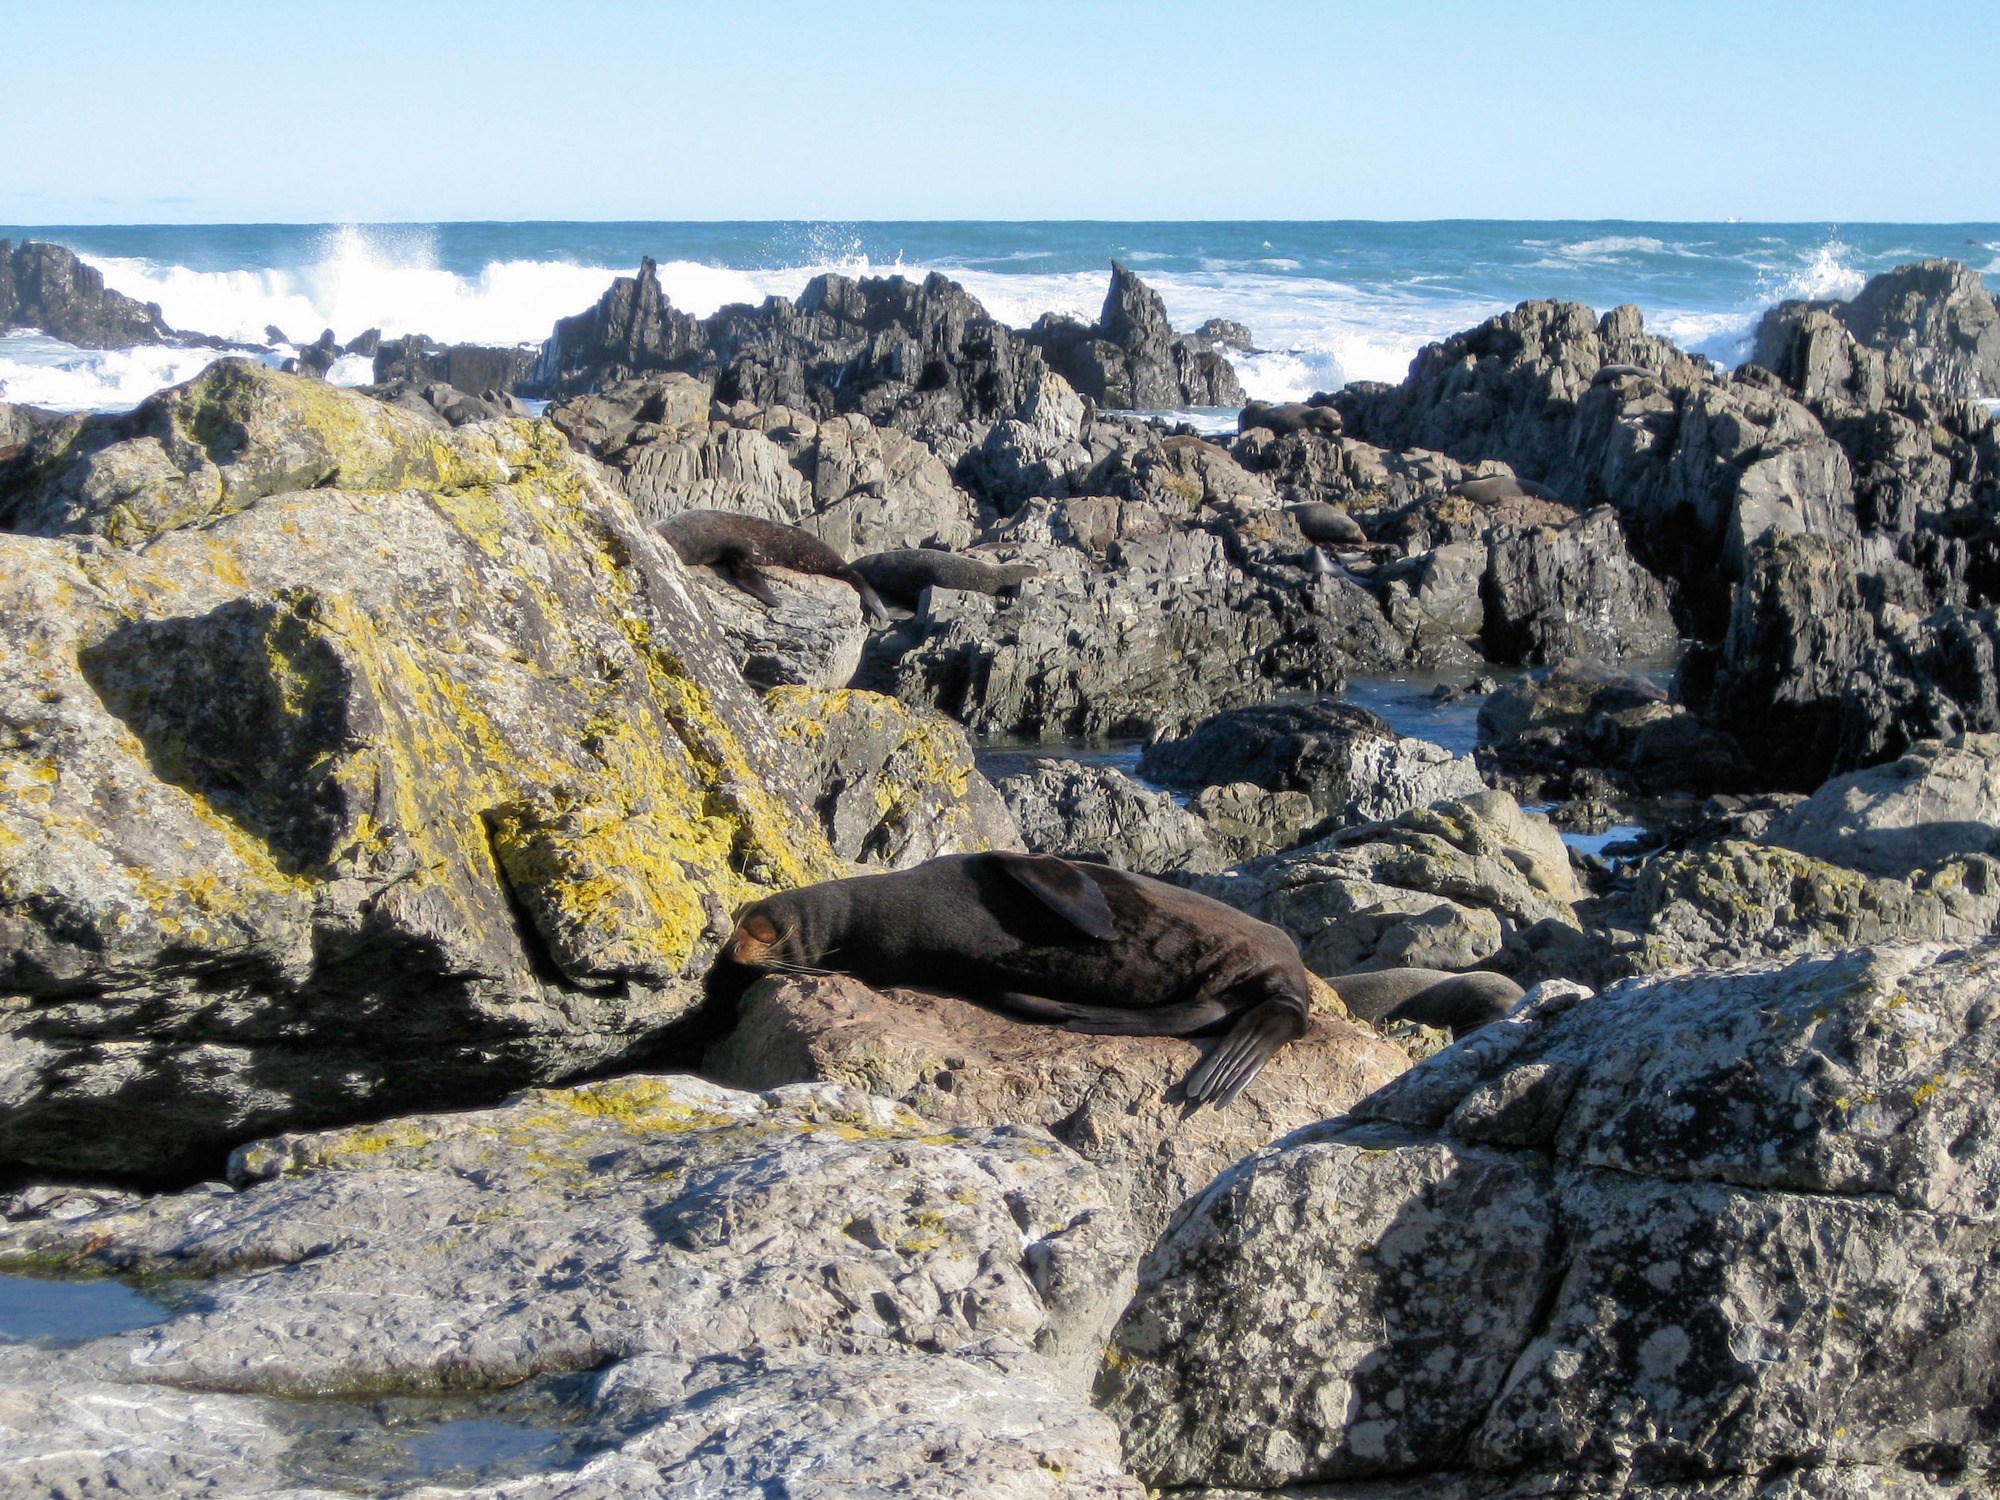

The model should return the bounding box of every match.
[991,853,1118,940]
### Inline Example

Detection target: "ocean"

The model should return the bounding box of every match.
[3,220,1997,414]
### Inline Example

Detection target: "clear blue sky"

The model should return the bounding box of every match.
[6,0,1996,223]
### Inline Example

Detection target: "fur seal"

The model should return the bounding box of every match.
[656,510,889,624]
[1285,501,1367,547]
[1331,968,1524,1037]
[1448,475,1561,506]
[727,851,1312,1106]
[1240,400,1343,438]
[1590,362,1657,385]
[852,549,1046,608]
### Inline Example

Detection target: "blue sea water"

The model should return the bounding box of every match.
[2,219,1996,412]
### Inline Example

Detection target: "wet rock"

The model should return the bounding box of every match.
[767,686,1022,868]
[994,758,1220,875]
[0,364,841,1176]
[1765,733,2000,876]
[1140,701,1484,834]
[0,238,174,348]
[1194,790,1582,977]
[1101,942,2000,1492]
[1195,318,1254,355]
[372,335,536,398]
[1028,263,1245,410]
[704,973,1408,1240]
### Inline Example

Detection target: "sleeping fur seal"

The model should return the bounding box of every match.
[657,509,890,624]
[1285,501,1367,547]
[1448,475,1561,506]
[1331,968,1524,1037]
[727,851,1312,1107]
[1240,400,1343,438]
[852,549,1046,608]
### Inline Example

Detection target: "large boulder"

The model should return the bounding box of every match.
[1765,734,2000,877]
[1195,790,1582,977]
[1481,504,1679,663]
[766,685,1022,868]
[0,364,842,1177]
[0,1074,1142,1496]
[704,973,1409,1240]
[1757,259,2000,401]
[685,564,871,689]
[1100,942,2000,1495]
[1140,701,1485,836]
[0,239,174,348]
[1028,263,1245,410]
[995,759,1222,875]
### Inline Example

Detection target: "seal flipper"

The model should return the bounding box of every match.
[722,556,783,608]
[990,853,1118,940]
[848,573,892,626]
[991,991,1230,1035]
[1181,995,1310,1107]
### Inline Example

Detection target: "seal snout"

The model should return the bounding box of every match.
[729,910,783,966]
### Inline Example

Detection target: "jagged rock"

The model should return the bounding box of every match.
[0,1073,1137,1498]
[1481,505,1678,663]
[1478,661,1750,798]
[703,973,1408,1240]
[1140,701,1485,833]
[1757,259,2000,401]
[1195,318,1254,354]
[994,759,1221,874]
[1194,790,1582,977]
[1029,263,1245,410]
[1186,781,1323,864]
[0,357,510,544]
[0,239,173,347]
[1100,942,2000,1493]
[962,370,1095,508]
[1604,839,2000,974]
[767,686,1021,867]
[686,564,870,689]
[0,364,841,1176]
[1765,734,2000,876]
[529,259,1049,435]
[371,334,536,396]
[740,404,978,553]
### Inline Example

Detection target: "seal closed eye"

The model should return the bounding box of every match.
[726,851,1313,1107]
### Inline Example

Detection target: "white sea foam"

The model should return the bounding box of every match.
[1767,239,1867,303]
[0,331,264,412]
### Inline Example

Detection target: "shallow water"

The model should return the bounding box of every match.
[0,1271,175,1346]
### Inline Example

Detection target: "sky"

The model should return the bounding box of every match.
[5,0,1997,224]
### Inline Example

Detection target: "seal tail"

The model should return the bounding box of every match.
[1181,996,1309,1108]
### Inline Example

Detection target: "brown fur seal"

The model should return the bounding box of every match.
[1285,501,1367,547]
[727,851,1312,1106]
[1240,400,1343,438]
[657,510,889,624]
[1331,968,1524,1037]
[852,549,1045,608]
[1591,362,1657,385]
[1449,475,1561,506]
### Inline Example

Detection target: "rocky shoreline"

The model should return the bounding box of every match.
[3,241,2000,1495]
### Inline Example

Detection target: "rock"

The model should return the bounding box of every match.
[371,334,536,397]
[0,1073,1138,1495]
[0,357,506,544]
[1193,790,1582,977]
[1028,264,1246,410]
[994,759,1221,875]
[1100,942,2000,1493]
[1605,839,2000,974]
[687,564,871,689]
[529,259,1050,435]
[1481,505,1679,664]
[1766,734,2000,876]
[1140,701,1485,834]
[703,974,1408,1240]
[1478,660,1751,799]
[961,370,1095,508]
[1186,781,1322,864]
[0,363,842,1177]
[0,239,174,348]
[1757,259,2000,401]
[767,686,1022,867]
[1195,317,1254,354]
